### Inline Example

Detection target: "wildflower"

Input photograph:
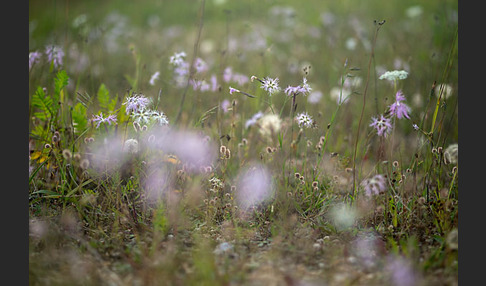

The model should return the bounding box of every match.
[443,143,458,165]
[223,67,233,82]
[229,86,239,95]
[412,124,419,131]
[232,73,249,85]
[260,77,281,95]
[388,90,411,119]
[29,51,42,69]
[131,109,153,125]
[123,94,150,114]
[307,90,323,104]
[361,174,387,196]
[151,111,169,126]
[123,139,139,154]
[169,51,187,66]
[385,255,419,286]
[149,71,160,86]
[80,159,90,170]
[62,149,72,160]
[379,70,408,81]
[193,57,208,73]
[91,112,117,129]
[45,45,64,69]
[284,77,312,96]
[235,163,273,210]
[370,115,393,137]
[221,99,231,113]
[295,112,314,128]
[245,111,264,129]
[258,114,282,138]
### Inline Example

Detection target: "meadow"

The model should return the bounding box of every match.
[29,0,458,285]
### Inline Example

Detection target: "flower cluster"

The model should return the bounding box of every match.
[379,70,408,81]
[245,111,264,129]
[29,45,65,70]
[91,112,117,129]
[284,77,312,96]
[123,94,150,115]
[123,93,169,127]
[45,45,65,69]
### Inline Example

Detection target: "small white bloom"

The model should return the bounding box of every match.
[123,139,139,154]
[379,70,409,81]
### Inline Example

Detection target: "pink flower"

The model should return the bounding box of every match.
[388,90,411,119]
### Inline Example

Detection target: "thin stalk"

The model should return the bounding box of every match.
[352,21,384,196]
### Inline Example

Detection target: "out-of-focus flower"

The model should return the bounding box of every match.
[149,71,160,86]
[245,111,264,129]
[169,51,187,66]
[360,174,387,196]
[388,90,411,119]
[379,70,408,81]
[193,57,208,73]
[295,112,313,128]
[45,45,64,69]
[385,255,419,286]
[151,111,169,126]
[223,67,233,82]
[370,115,393,137]
[235,163,273,210]
[406,5,423,18]
[91,112,117,129]
[123,138,139,154]
[330,203,358,230]
[29,51,42,69]
[443,143,458,165]
[307,90,323,104]
[258,114,282,138]
[221,99,231,113]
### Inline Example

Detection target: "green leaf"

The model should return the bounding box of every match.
[97,83,111,111]
[72,102,88,134]
[54,70,69,98]
[31,86,53,120]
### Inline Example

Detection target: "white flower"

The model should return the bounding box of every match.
[123,139,139,154]
[295,112,314,128]
[169,51,187,66]
[379,70,409,81]
[258,114,282,138]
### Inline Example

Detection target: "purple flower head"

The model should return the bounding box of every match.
[284,77,312,96]
[91,112,117,129]
[45,45,64,69]
[229,86,239,95]
[149,71,160,86]
[123,94,150,115]
[389,90,411,119]
[370,115,393,137]
[232,73,249,85]
[361,174,386,196]
[29,51,42,70]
